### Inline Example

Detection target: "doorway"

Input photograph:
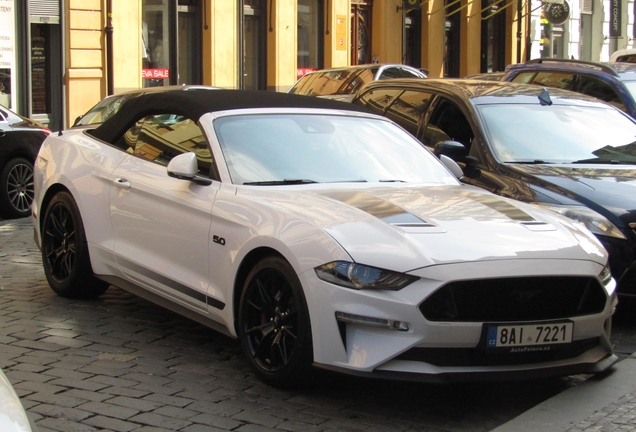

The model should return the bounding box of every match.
[351,1,373,65]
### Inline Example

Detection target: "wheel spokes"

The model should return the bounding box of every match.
[7,164,34,212]
[43,204,76,281]
[244,268,300,372]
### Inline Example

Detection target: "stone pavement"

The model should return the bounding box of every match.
[0,216,635,432]
[491,352,636,432]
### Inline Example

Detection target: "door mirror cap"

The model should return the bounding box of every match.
[439,154,464,179]
[167,152,212,185]
[167,152,198,179]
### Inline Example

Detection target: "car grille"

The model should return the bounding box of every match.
[395,338,600,367]
[420,276,606,322]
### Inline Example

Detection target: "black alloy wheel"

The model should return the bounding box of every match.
[0,158,34,219]
[41,191,109,298]
[238,256,313,387]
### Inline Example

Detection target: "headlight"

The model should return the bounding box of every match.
[535,204,626,239]
[314,261,419,291]
[600,263,612,286]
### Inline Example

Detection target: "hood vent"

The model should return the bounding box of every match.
[519,220,556,232]
[321,191,442,231]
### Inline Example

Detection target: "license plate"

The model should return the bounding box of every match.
[486,322,573,348]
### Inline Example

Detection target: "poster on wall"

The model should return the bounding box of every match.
[0,0,15,108]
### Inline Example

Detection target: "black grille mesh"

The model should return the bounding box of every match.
[420,276,606,322]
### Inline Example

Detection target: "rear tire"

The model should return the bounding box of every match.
[0,157,34,219]
[238,256,313,387]
[41,191,109,298]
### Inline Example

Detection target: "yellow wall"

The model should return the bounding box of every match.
[462,0,481,77]
[372,0,403,64]
[61,1,531,125]
[66,0,104,127]
[267,0,297,92]
[203,0,238,88]
[112,0,142,94]
[325,0,350,68]
[426,0,446,78]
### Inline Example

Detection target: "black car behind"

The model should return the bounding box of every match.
[352,79,636,296]
[0,104,50,219]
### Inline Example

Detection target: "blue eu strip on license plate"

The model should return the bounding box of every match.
[486,322,573,348]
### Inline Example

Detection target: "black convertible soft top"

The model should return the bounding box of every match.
[89,87,372,144]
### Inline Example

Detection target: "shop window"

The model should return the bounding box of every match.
[297,0,324,79]
[142,0,201,87]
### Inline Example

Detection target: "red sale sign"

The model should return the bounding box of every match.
[297,68,316,78]
[142,68,170,79]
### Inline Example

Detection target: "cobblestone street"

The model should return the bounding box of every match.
[0,218,618,432]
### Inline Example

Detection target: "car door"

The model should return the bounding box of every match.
[109,113,221,313]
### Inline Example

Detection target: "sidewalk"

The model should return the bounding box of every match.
[492,352,636,432]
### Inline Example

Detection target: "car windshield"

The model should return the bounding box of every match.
[74,94,133,126]
[621,80,636,102]
[214,113,458,185]
[478,103,636,164]
[289,68,378,96]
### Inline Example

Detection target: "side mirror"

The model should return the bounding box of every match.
[439,155,463,179]
[72,115,83,127]
[167,152,212,185]
[434,140,467,163]
[167,152,198,179]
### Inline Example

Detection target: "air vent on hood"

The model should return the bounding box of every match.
[519,220,556,232]
[320,190,446,233]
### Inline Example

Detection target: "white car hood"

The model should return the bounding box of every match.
[242,184,606,273]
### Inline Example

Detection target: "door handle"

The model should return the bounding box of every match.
[113,177,131,190]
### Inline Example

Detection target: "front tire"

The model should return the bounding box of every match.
[41,191,109,298]
[238,256,313,387]
[0,157,34,219]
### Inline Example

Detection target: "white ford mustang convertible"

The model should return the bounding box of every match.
[33,87,617,386]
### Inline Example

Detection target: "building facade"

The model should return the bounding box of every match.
[0,0,633,131]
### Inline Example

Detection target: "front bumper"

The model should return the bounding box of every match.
[301,258,616,382]
[317,352,619,384]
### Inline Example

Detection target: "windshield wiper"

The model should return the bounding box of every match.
[243,179,318,185]
[571,158,635,165]
[507,160,551,164]
[379,179,406,182]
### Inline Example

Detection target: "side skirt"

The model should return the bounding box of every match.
[96,274,235,339]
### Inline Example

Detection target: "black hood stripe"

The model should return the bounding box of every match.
[321,191,430,225]
[461,192,535,222]
[321,190,536,224]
